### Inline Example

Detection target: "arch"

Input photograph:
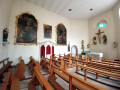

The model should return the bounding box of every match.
[71,45,78,57]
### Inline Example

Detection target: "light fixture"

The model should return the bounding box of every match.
[90,8,93,11]
[68,9,72,11]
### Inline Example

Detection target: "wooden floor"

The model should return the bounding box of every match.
[0,65,120,90]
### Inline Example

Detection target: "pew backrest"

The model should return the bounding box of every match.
[1,70,13,90]
[17,59,26,80]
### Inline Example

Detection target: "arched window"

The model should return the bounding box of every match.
[97,22,107,28]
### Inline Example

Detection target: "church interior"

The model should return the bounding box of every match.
[0,0,120,90]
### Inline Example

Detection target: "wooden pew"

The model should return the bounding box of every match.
[10,76,19,90]
[29,56,36,73]
[29,61,53,90]
[1,70,13,90]
[0,58,13,83]
[16,57,26,80]
[48,64,105,90]
[1,69,19,90]
[76,63,120,81]
[102,57,120,66]
[40,55,105,90]
[40,56,66,73]
[1,57,25,90]
[59,54,80,68]
[10,57,26,90]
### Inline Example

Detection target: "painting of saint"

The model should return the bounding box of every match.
[56,23,67,45]
[15,12,38,45]
[44,24,52,38]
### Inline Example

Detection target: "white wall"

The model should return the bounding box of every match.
[8,0,89,65]
[69,20,89,54]
[113,1,120,58]
[0,0,14,60]
[88,10,117,58]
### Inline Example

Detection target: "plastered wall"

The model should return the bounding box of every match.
[113,1,120,58]
[0,0,14,60]
[88,10,117,58]
[8,0,89,65]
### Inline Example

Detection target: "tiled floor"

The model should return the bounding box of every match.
[0,65,120,90]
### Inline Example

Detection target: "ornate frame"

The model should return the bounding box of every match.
[43,24,52,39]
[14,12,38,45]
[56,23,67,46]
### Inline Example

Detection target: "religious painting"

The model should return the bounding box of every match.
[56,23,67,45]
[44,24,52,39]
[14,12,38,45]
[102,34,107,44]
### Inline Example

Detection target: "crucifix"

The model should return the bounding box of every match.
[96,29,104,44]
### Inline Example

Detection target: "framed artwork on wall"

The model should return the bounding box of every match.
[44,24,52,39]
[14,12,38,45]
[56,23,67,45]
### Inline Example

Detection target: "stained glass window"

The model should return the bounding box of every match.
[97,23,106,28]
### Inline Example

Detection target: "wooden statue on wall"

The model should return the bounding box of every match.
[81,40,85,52]
[96,29,104,44]
[68,41,70,52]
[103,34,107,44]
[3,28,9,42]
[114,41,118,48]
[87,44,90,48]
[93,36,97,45]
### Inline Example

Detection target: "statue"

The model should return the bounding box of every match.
[93,36,97,45]
[87,44,90,48]
[96,29,104,44]
[103,34,107,44]
[81,40,85,53]
[114,42,118,48]
[3,28,9,42]
[68,41,70,52]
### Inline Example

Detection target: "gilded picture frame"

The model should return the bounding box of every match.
[43,24,52,39]
[14,12,38,45]
[56,23,67,46]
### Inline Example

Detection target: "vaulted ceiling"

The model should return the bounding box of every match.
[25,0,119,19]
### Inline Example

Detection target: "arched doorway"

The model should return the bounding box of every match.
[71,45,78,57]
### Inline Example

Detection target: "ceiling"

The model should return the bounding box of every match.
[25,0,119,20]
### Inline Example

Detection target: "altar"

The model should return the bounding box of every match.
[85,51,103,59]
